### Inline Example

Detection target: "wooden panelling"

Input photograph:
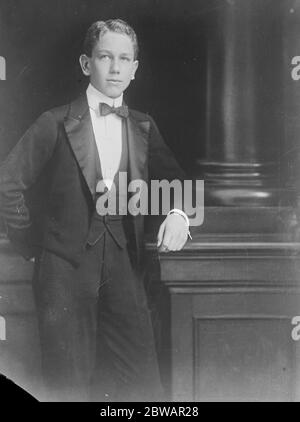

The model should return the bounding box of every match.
[154,235,300,402]
[193,317,295,401]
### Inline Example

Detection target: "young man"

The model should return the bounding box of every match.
[0,19,189,401]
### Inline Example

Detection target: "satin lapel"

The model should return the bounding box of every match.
[63,95,101,198]
[126,112,150,266]
[126,113,149,183]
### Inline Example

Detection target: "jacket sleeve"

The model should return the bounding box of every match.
[148,116,188,217]
[148,116,186,182]
[0,111,58,258]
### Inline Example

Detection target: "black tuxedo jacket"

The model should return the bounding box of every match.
[0,94,185,268]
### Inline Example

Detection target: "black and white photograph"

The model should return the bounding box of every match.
[0,0,300,403]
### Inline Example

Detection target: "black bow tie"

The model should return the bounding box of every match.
[99,102,129,118]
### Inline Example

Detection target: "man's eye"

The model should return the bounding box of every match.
[99,55,110,60]
[121,57,130,61]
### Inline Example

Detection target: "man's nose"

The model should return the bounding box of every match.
[110,58,120,73]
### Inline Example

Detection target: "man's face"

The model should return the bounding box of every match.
[80,31,138,98]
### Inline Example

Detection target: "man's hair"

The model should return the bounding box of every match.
[83,19,139,59]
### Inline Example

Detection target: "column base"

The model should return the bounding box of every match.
[197,161,292,207]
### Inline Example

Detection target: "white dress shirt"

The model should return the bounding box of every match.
[86,83,123,190]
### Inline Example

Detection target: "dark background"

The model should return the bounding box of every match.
[0,0,220,172]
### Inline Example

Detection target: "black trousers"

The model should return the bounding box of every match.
[32,221,163,402]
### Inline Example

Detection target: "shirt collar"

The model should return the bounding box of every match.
[86,83,123,112]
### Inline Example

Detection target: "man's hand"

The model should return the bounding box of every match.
[157,213,189,252]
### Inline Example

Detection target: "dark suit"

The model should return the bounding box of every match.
[0,94,185,401]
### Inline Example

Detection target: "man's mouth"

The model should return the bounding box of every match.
[107,79,122,84]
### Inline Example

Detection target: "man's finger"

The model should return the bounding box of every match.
[157,221,166,247]
[172,233,188,251]
[171,240,182,251]
[159,243,169,252]
[161,230,174,251]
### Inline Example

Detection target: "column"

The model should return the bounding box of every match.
[197,0,287,207]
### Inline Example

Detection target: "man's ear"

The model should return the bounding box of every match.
[79,54,91,76]
[131,60,139,80]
